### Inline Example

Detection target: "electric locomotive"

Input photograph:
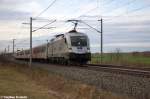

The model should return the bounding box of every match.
[15,21,91,64]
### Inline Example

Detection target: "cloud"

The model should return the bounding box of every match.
[0,0,42,20]
[0,0,150,53]
[0,10,31,20]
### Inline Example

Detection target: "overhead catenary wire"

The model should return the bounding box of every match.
[77,0,101,19]
[80,20,101,33]
[78,0,150,22]
[104,3,150,22]
[32,20,56,32]
[18,0,78,49]
[77,0,142,21]
[76,0,116,20]
[35,0,58,18]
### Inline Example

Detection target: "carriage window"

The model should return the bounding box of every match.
[71,36,87,46]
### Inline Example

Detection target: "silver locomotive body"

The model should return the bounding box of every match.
[48,31,91,64]
[15,31,91,64]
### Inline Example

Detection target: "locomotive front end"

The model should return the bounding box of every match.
[67,32,91,63]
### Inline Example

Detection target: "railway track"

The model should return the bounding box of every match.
[10,57,150,78]
[31,61,150,78]
[84,64,150,77]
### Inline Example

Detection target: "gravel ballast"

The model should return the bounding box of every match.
[28,63,150,99]
[12,59,150,99]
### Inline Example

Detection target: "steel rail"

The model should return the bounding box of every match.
[85,64,150,77]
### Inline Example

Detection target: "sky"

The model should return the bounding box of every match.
[0,0,150,53]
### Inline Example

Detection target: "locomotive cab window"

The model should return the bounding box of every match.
[71,36,87,46]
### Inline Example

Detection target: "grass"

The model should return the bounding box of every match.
[0,60,134,99]
[0,63,55,99]
[91,53,150,68]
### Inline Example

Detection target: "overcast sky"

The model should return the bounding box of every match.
[0,0,150,53]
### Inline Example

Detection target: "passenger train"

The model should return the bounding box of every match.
[15,30,91,64]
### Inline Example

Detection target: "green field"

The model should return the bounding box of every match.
[91,53,150,68]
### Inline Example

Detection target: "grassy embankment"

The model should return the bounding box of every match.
[0,59,133,99]
[91,53,150,68]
